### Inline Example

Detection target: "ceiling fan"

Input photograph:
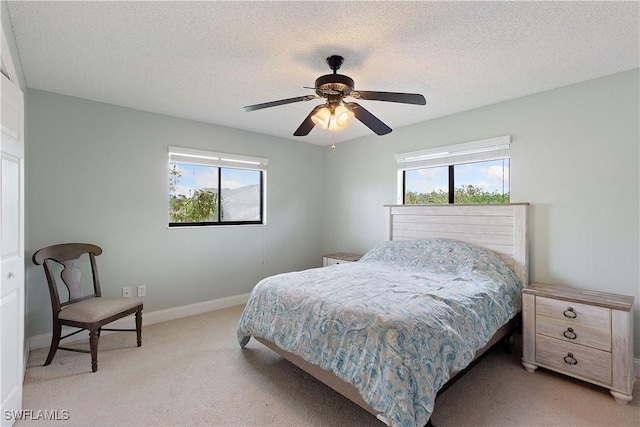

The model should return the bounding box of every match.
[243,55,426,136]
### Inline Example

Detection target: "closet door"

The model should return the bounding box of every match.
[0,71,24,427]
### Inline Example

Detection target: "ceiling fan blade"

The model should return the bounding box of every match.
[345,103,392,135]
[351,90,426,105]
[293,105,324,136]
[244,95,317,112]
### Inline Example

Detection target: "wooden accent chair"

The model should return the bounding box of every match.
[32,243,143,372]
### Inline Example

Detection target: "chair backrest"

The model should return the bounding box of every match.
[33,243,103,312]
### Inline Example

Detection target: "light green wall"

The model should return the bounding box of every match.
[322,69,640,357]
[25,90,325,337]
[24,70,640,358]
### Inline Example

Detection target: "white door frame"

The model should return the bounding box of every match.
[0,22,19,85]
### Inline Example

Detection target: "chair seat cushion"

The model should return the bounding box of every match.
[59,297,142,324]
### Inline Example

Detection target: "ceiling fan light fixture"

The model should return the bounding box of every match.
[334,105,354,128]
[311,106,331,128]
[311,104,354,131]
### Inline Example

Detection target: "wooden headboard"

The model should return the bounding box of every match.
[383,203,529,286]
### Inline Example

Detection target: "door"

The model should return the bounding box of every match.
[0,71,25,426]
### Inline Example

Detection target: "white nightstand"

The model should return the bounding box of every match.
[522,282,635,404]
[322,253,362,267]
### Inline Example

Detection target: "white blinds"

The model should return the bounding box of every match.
[395,135,511,170]
[168,146,269,171]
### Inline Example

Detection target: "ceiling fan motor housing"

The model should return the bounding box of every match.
[314,74,354,99]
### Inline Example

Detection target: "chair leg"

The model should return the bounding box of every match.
[89,329,99,372]
[135,308,142,347]
[44,322,61,366]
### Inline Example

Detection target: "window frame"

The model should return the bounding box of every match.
[168,146,268,227]
[396,136,511,205]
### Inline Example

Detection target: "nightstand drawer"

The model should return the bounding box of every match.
[536,296,610,329]
[536,315,611,351]
[536,335,611,385]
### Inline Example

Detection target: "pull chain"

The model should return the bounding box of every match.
[331,126,336,150]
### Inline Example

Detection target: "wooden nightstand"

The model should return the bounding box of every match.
[522,282,635,404]
[322,253,362,267]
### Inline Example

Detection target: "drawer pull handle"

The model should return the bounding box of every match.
[563,328,577,340]
[563,307,577,318]
[563,353,578,365]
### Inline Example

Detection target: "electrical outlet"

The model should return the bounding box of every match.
[122,287,132,298]
[137,285,146,297]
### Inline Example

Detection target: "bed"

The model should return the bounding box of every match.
[238,204,529,427]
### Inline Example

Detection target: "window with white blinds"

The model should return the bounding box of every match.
[396,136,510,204]
[168,146,268,226]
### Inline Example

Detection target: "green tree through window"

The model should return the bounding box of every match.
[405,185,509,205]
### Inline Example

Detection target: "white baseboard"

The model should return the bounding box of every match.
[29,293,250,351]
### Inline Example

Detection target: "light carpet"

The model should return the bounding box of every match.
[18,305,639,426]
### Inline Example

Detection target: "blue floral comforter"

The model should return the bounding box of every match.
[237,238,523,427]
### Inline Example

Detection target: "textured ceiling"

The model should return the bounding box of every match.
[6,1,639,146]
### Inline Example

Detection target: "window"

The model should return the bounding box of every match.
[396,136,510,204]
[168,146,267,226]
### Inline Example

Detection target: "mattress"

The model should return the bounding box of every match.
[238,238,523,427]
